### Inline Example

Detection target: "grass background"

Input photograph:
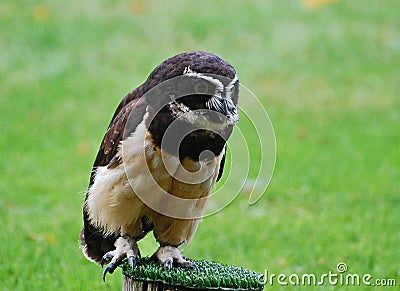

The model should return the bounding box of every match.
[1,0,399,290]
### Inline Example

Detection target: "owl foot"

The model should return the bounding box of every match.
[101,235,139,282]
[152,245,198,271]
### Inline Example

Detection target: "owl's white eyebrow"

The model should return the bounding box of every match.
[183,66,224,96]
[225,74,238,100]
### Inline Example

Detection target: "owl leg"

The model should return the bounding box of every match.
[101,235,139,281]
[152,245,198,271]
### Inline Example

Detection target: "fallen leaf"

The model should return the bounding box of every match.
[6,200,15,209]
[278,257,288,267]
[77,140,91,156]
[32,4,52,22]
[28,233,57,245]
[302,0,341,10]
[128,1,148,15]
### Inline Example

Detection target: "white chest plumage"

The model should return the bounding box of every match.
[85,117,222,242]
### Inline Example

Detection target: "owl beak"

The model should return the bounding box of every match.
[222,98,239,124]
[206,97,239,125]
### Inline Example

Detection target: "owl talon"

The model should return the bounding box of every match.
[128,256,137,271]
[153,245,196,271]
[101,252,114,267]
[176,258,198,271]
[102,264,116,282]
[189,262,199,273]
[100,236,139,281]
[164,259,173,270]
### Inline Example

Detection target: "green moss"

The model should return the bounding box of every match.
[121,257,264,290]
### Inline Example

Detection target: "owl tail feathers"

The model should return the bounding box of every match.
[79,215,118,264]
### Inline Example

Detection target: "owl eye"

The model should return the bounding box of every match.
[194,81,209,94]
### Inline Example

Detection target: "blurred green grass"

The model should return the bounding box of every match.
[1,0,399,290]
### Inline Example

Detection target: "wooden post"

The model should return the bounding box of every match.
[123,275,197,291]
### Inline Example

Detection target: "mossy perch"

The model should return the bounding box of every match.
[120,257,264,291]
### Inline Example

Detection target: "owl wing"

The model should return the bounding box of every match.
[80,91,147,263]
[90,90,148,182]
